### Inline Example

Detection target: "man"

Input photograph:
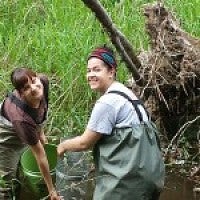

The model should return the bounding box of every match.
[57,46,165,200]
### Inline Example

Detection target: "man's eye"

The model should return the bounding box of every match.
[94,68,101,72]
[87,67,101,73]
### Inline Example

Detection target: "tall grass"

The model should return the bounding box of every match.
[0,0,199,139]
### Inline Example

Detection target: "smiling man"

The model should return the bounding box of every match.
[58,45,165,200]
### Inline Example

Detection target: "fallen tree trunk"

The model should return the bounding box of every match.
[82,0,200,143]
[82,0,145,86]
[139,2,200,140]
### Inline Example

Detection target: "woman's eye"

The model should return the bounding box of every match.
[32,77,37,83]
[23,85,30,91]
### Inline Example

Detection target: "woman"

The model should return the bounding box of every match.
[57,46,165,200]
[0,68,61,200]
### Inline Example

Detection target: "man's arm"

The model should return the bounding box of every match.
[57,128,102,157]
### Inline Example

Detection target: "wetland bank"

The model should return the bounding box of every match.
[0,0,199,199]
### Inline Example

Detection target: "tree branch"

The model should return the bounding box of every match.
[82,0,145,86]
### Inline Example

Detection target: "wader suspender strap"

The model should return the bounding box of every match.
[108,91,162,150]
[7,93,39,123]
[0,101,7,118]
[108,90,149,122]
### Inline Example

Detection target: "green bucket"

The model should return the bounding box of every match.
[20,144,57,198]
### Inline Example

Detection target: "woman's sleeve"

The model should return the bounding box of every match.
[12,120,39,145]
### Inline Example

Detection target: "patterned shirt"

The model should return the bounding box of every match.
[1,75,49,145]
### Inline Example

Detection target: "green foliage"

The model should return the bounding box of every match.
[0,176,7,188]
[165,0,200,37]
[0,0,199,138]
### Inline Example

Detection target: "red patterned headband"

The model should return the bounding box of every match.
[88,47,117,68]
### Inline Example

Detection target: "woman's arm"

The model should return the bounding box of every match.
[30,141,60,200]
[38,129,48,145]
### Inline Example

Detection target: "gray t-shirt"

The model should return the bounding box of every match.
[87,82,148,135]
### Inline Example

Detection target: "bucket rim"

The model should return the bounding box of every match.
[20,143,57,173]
[22,169,56,177]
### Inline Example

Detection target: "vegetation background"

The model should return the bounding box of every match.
[0,0,199,141]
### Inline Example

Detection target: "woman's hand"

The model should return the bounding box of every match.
[39,130,48,145]
[50,189,63,200]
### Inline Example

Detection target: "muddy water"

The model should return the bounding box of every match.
[160,171,199,200]
[19,170,199,200]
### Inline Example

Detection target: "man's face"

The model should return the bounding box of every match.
[87,57,115,93]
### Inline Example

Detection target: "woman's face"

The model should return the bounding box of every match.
[20,76,44,106]
[87,57,115,93]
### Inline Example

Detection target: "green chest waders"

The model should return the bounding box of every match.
[93,91,165,200]
[0,104,26,200]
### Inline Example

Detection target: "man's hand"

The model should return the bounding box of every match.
[57,143,65,158]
